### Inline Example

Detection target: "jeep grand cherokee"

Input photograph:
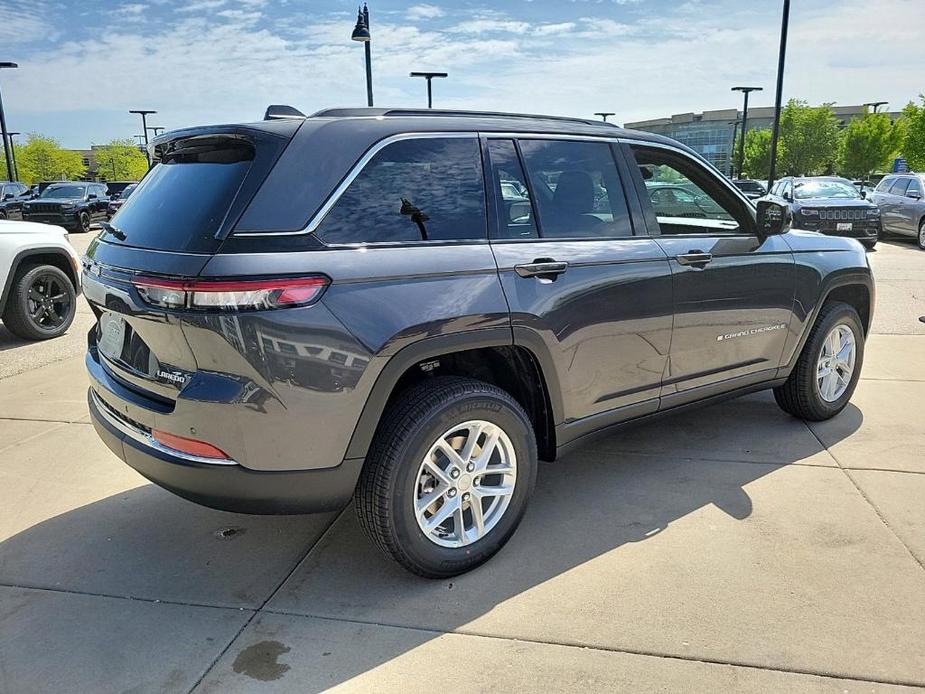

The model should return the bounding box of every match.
[83,107,874,577]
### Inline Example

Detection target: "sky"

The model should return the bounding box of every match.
[1,0,923,148]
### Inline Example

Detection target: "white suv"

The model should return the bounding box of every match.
[0,220,81,340]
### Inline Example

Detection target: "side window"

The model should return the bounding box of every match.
[889,179,911,196]
[875,176,894,193]
[629,146,745,235]
[315,137,486,245]
[486,140,538,240]
[517,139,632,239]
[907,178,923,196]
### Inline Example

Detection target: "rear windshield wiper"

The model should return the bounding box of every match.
[100,221,126,241]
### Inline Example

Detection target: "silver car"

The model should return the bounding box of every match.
[869,173,925,249]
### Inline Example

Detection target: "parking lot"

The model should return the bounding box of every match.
[1,233,923,693]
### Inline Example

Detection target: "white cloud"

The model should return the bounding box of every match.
[177,0,227,13]
[406,4,444,21]
[448,19,531,35]
[534,22,577,36]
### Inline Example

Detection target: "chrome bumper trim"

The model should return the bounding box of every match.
[90,389,237,466]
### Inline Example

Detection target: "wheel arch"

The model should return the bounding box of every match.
[0,247,80,315]
[345,328,563,463]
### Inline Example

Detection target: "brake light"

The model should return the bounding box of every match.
[152,429,231,460]
[133,276,329,311]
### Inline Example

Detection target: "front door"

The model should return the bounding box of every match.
[484,137,673,436]
[625,143,796,406]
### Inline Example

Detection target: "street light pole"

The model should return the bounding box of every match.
[409,72,448,108]
[351,4,373,107]
[728,120,741,177]
[594,112,616,122]
[767,0,790,189]
[8,131,19,182]
[863,101,887,114]
[731,86,763,179]
[129,109,157,167]
[148,126,165,137]
[0,62,19,183]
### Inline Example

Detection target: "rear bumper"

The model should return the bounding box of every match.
[88,388,363,515]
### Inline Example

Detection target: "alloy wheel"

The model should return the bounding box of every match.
[27,272,72,331]
[816,324,856,402]
[918,220,925,250]
[414,420,517,548]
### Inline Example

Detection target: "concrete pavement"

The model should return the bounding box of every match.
[0,235,924,692]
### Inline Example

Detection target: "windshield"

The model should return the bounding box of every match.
[736,181,765,193]
[41,185,86,199]
[794,180,860,200]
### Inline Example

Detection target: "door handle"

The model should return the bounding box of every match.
[676,251,713,268]
[514,258,569,279]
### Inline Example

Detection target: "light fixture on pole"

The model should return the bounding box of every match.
[594,112,616,122]
[767,0,790,189]
[0,62,18,183]
[351,4,373,107]
[409,72,447,108]
[129,109,157,166]
[731,86,763,179]
[148,126,165,137]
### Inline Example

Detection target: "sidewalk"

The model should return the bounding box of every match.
[1,335,923,693]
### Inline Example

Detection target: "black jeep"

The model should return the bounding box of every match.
[83,107,874,577]
[23,182,110,233]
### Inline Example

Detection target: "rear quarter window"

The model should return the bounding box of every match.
[315,137,487,245]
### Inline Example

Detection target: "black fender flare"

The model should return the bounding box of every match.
[344,327,564,460]
[0,246,80,315]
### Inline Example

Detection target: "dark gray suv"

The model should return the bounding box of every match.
[869,172,925,249]
[84,108,874,577]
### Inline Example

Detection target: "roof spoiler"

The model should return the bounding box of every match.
[264,104,307,121]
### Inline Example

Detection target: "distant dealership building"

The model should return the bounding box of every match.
[624,104,901,176]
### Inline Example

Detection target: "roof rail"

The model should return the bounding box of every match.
[309,107,612,127]
[264,104,307,121]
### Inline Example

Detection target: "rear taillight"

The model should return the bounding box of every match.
[132,276,329,311]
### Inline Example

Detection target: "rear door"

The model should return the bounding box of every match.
[484,136,673,438]
[896,177,923,234]
[624,143,795,406]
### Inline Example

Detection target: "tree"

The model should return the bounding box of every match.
[15,134,85,184]
[93,139,149,181]
[899,95,925,171]
[839,112,903,179]
[742,128,779,179]
[778,99,841,176]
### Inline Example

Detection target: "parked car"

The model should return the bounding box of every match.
[645,181,731,220]
[22,182,110,233]
[105,180,139,199]
[0,220,81,340]
[106,182,138,219]
[84,107,874,577]
[0,182,32,221]
[868,172,925,249]
[732,178,767,200]
[768,176,881,249]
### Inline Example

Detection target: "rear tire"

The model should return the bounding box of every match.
[918,219,925,250]
[773,302,864,421]
[2,264,77,340]
[355,376,537,578]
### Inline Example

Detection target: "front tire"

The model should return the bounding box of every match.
[861,239,876,250]
[774,302,864,421]
[1,264,77,340]
[918,219,925,250]
[76,211,91,233]
[355,377,537,578]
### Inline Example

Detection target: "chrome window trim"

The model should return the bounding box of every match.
[90,389,237,466]
[234,131,479,237]
[232,130,754,238]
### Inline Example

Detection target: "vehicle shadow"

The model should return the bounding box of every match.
[0,393,864,692]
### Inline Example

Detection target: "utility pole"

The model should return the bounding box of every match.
[129,109,157,166]
[732,86,763,179]
[767,0,790,189]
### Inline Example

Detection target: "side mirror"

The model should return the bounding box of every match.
[907,190,922,200]
[2,193,13,201]
[88,193,97,199]
[756,196,791,237]
[860,190,867,199]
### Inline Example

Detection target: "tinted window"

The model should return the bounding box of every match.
[875,176,895,192]
[316,137,486,245]
[907,178,923,195]
[889,179,911,195]
[487,140,538,240]
[630,146,744,235]
[518,139,632,239]
[106,139,253,252]
[42,185,86,199]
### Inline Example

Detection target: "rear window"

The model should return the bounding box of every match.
[105,137,254,252]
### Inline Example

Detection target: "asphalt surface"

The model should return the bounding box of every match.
[0,232,923,692]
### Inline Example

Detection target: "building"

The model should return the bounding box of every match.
[624,104,901,176]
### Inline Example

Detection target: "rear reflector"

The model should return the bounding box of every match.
[133,276,328,311]
[152,429,231,460]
